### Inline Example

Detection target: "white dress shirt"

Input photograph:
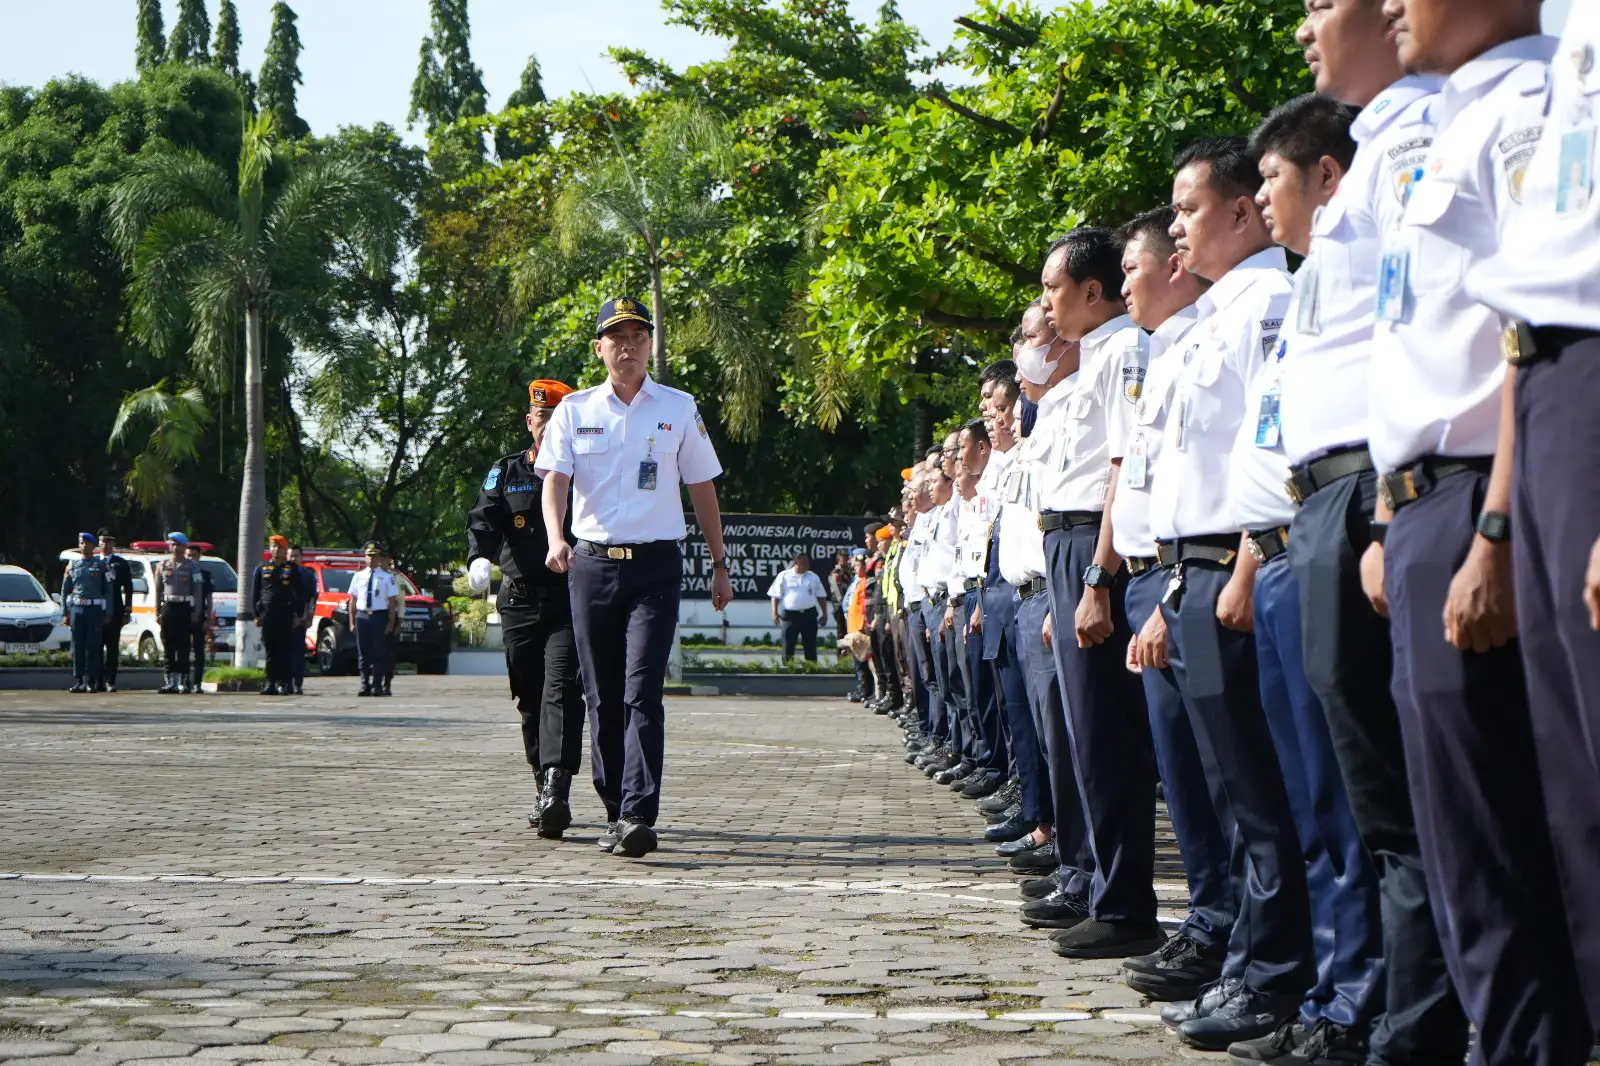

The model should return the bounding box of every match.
[1150,248,1294,539]
[767,567,826,612]
[1112,306,1199,559]
[347,567,400,612]
[1034,316,1149,513]
[955,493,990,583]
[1467,6,1600,330]
[1370,36,1559,473]
[535,375,723,543]
[901,513,930,606]
[1280,77,1442,466]
[996,418,1055,587]
[922,499,960,595]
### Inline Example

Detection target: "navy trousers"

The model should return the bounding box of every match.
[1291,468,1467,1065]
[994,614,1050,823]
[1042,524,1156,925]
[1163,561,1313,996]
[355,611,388,685]
[1254,553,1384,1030]
[1514,343,1600,1037]
[924,600,958,748]
[934,601,969,756]
[1126,567,1237,957]
[953,594,1003,770]
[70,605,105,686]
[570,545,680,827]
[1015,588,1091,896]
[1387,467,1591,1066]
[907,604,937,737]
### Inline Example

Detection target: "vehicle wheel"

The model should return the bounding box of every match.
[138,633,159,664]
[417,655,450,675]
[316,626,346,676]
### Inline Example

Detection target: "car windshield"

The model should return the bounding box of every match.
[0,573,47,603]
[320,568,420,595]
[199,559,239,593]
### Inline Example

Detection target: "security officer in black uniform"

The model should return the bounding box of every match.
[187,541,213,694]
[253,535,310,696]
[154,532,203,694]
[468,377,586,839]
[96,529,133,692]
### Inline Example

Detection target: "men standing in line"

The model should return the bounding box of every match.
[1112,207,1239,1005]
[922,445,966,782]
[253,535,309,697]
[537,297,733,861]
[1243,96,1386,1062]
[61,533,109,694]
[347,543,400,698]
[95,530,133,693]
[288,546,317,695]
[902,470,940,757]
[1151,137,1311,1050]
[944,419,1005,798]
[1366,2,1588,1061]
[1034,228,1161,960]
[1467,0,1600,1043]
[1274,6,1464,1062]
[768,552,829,663]
[467,377,586,838]
[187,540,213,695]
[154,533,202,695]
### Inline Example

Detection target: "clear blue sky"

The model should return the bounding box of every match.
[0,1,1574,139]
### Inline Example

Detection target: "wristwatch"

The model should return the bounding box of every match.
[711,558,729,571]
[1368,521,1389,546]
[1475,510,1511,544]
[1082,564,1115,590]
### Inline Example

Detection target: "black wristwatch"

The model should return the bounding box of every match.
[1368,521,1389,546]
[711,558,729,571]
[1475,510,1511,544]
[1083,564,1115,590]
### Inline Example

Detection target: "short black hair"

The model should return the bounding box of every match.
[925,446,943,462]
[1117,206,1177,258]
[1174,135,1261,200]
[1249,94,1359,171]
[980,359,1017,387]
[96,527,113,540]
[962,419,990,446]
[1044,227,1124,299]
[1009,323,1025,346]
[290,543,303,552]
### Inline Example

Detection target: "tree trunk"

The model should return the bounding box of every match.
[233,306,267,668]
[649,262,668,384]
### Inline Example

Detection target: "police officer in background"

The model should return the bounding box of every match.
[95,529,133,693]
[467,377,586,840]
[537,297,733,861]
[253,535,309,696]
[61,533,109,693]
[287,546,317,695]
[187,541,213,694]
[768,552,829,663]
[154,532,202,694]
[347,543,400,697]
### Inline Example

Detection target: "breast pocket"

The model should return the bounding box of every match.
[573,434,612,474]
[1403,180,1471,295]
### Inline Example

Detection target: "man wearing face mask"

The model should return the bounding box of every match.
[1000,302,1095,889]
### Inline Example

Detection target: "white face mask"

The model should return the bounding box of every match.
[1016,339,1061,385]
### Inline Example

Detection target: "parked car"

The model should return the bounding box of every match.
[282,549,452,676]
[59,542,240,663]
[0,565,70,654]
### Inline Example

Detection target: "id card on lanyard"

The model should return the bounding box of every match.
[1255,339,1287,449]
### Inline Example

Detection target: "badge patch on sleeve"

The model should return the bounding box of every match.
[695,411,708,439]
[1260,319,1283,359]
[482,465,501,491]
[1387,136,1432,205]
[1497,126,1543,204]
[1121,366,1145,403]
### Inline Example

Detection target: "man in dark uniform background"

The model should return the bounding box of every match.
[253,535,309,696]
[467,377,586,839]
[95,530,133,693]
[187,540,213,694]
[288,546,317,694]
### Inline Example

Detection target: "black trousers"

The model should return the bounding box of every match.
[101,620,122,686]
[502,596,585,774]
[261,608,296,685]
[159,602,193,677]
[781,607,819,662]
[1290,468,1466,1063]
[191,620,208,686]
[1016,589,1092,896]
[570,544,679,827]
[1389,466,1592,1066]
[870,617,902,707]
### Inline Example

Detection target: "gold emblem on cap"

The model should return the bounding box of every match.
[532,387,546,403]
[615,297,635,314]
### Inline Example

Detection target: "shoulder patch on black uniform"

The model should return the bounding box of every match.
[483,465,501,492]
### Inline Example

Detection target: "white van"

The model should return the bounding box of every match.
[57,542,240,662]
[0,565,71,654]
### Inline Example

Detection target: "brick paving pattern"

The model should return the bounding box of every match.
[1,677,1205,1065]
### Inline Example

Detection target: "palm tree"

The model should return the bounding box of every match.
[108,380,213,528]
[514,101,737,387]
[110,112,396,666]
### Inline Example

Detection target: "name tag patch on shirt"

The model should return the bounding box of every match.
[1558,123,1596,215]
[576,426,604,436]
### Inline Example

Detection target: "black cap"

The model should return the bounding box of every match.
[595,297,653,337]
[364,541,384,555]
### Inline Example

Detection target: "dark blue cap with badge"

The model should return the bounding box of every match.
[595,297,653,337]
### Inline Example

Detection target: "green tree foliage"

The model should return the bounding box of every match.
[258,2,309,140]
[802,0,1311,428]
[169,0,213,65]
[213,0,242,77]
[136,0,166,72]
[108,381,213,514]
[494,55,546,162]
[409,0,488,166]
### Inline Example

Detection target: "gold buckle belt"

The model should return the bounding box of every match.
[1246,527,1289,565]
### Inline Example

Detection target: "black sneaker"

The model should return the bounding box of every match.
[597,822,620,852]
[1227,1018,1304,1062]
[1291,1020,1366,1065]
[1019,871,1060,901]
[1019,889,1090,930]
[1050,919,1165,960]
[615,816,658,858]
[1124,933,1225,1001]
[976,779,1021,814]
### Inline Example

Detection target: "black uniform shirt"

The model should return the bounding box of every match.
[467,447,573,596]
[253,561,308,617]
[103,555,134,622]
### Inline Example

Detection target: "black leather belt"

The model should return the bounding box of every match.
[1504,321,1600,367]
[1155,535,1240,570]
[1286,446,1373,505]
[576,539,677,561]
[1017,576,1048,600]
[1038,510,1102,533]
[928,591,948,608]
[1246,526,1289,565]
[961,577,983,593]
[1378,456,1493,514]
[1126,556,1158,577]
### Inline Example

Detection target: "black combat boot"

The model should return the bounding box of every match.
[537,767,573,840]
[158,672,179,694]
[527,770,546,830]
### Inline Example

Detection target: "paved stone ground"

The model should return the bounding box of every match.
[0,677,1208,1066]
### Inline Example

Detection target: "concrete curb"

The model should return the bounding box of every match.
[684,672,855,697]
[0,668,169,692]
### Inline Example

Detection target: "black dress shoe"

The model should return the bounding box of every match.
[960,769,1004,798]
[615,816,658,858]
[934,760,972,785]
[996,832,1047,857]
[1227,1018,1304,1062]
[357,685,372,697]
[1020,889,1090,930]
[1289,1020,1366,1065]
[977,779,1021,814]
[1162,977,1242,1028]
[1124,933,1226,1001]
[1006,839,1058,875]
[1177,987,1302,1051]
[1019,870,1060,901]
[1050,920,1165,959]
[984,809,1033,844]
[597,821,620,852]
[947,765,984,791]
